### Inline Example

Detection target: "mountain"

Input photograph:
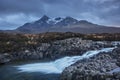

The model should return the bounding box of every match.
[2,15,120,33]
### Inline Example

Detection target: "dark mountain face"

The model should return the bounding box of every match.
[38,15,50,22]
[14,15,120,33]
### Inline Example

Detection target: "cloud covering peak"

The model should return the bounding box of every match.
[0,0,120,30]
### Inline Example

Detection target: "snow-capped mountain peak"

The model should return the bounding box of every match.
[16,15,120,33]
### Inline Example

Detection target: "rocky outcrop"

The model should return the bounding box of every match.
[11,38,92,60]
[0,38,119,64]
[61,47,120,80]
[10,38,116,61]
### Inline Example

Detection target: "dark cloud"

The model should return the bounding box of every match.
[0,0,120,30]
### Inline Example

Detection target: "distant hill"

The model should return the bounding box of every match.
[1,15,120,33]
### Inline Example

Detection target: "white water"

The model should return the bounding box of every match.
[109,67,120,73]
[15,47,115,74]
[112,41,120,46]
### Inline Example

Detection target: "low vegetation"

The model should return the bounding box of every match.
[0,32,120,53]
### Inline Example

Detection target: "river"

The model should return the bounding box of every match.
[0,47,114,80]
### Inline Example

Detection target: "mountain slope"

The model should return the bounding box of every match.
[9,15,120,33]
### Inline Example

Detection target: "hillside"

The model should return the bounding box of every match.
[2,15,119,34]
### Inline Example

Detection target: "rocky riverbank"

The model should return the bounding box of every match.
[0,38,120,65]
[61,47,120,80]
[0,37,120,80]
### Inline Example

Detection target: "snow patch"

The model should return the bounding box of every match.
[47,18,63,24]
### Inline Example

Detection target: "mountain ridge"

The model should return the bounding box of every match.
[1,15,120,34]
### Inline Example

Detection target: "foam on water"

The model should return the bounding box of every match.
[15,47,115,74]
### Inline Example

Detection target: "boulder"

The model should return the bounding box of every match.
[0,53,11,64]
[61,47,120,80]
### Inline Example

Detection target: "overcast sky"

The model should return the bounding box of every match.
[0,0,120,30]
